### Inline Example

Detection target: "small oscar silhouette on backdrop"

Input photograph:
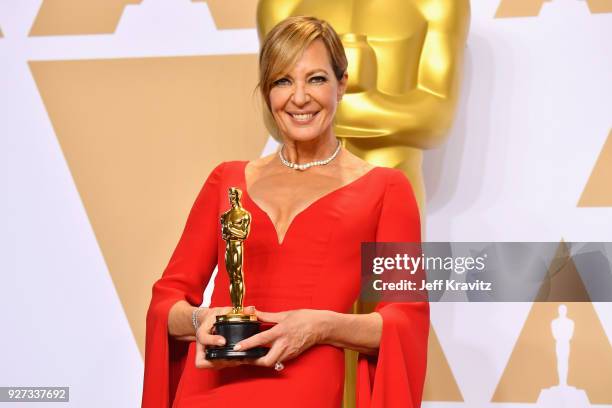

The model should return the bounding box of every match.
[205,187,268,359]
[536,304,590,408]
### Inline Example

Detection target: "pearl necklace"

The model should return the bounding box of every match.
[278,140,342,171]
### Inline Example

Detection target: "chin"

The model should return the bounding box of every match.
[283,130,323,142]
[279,123,334,143]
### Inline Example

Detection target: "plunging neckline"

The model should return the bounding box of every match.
[241,161,379,246]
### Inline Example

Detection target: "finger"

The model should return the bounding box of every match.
[214,306,233,317]
[255,310,286,323]
[243,305,256,315]
[203,307,231,332]
[234,326,279,351]
[274,345,300,365]
[195,340,214,369]
[196,342,247,370]
[196,332,226,347]
[253,340,285,368]
[203,316,218,334]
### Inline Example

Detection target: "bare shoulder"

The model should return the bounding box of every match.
[338,148,376,177]
[244,153,279,183]
[247,153,276,170]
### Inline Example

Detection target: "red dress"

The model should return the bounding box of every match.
[142,160,429,408]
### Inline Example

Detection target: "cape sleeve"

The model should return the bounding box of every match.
[356,169,430,408]
[141,162,225,408]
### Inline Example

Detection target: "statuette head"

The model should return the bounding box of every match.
[229,187,242,206]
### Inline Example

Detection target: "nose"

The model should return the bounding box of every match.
[291,81,310,106]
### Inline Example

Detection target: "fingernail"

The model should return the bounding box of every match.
[233,344,242,351]
[217,338,225,346]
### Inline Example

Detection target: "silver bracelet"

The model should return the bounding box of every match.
[192,307,206,333]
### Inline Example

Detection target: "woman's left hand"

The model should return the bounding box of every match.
[234,309,329,367]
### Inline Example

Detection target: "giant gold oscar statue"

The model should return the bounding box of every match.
[257,1,470,406]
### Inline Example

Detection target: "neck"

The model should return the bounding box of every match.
[280,133,339,164]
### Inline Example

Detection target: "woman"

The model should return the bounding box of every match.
[142,16,429,408]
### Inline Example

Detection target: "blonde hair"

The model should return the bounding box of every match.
[257,16,348,140]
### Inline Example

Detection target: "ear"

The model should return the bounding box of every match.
[337,71,348,102]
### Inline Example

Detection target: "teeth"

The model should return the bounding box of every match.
[291,113,314,121]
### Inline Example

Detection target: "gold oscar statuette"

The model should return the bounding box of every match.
[205,187,268,359]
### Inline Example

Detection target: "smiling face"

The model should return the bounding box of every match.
[268,39,347,143]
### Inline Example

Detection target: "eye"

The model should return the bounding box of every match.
[310,76,327,84]
[273,78,290,87]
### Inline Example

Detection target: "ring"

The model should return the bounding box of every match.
[274,361,284,371]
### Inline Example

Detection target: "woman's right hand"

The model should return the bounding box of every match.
[194,305,256,369]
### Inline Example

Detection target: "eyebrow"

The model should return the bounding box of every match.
[281,69,330,79]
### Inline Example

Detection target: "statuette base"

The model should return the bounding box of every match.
[205,320,268,360]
